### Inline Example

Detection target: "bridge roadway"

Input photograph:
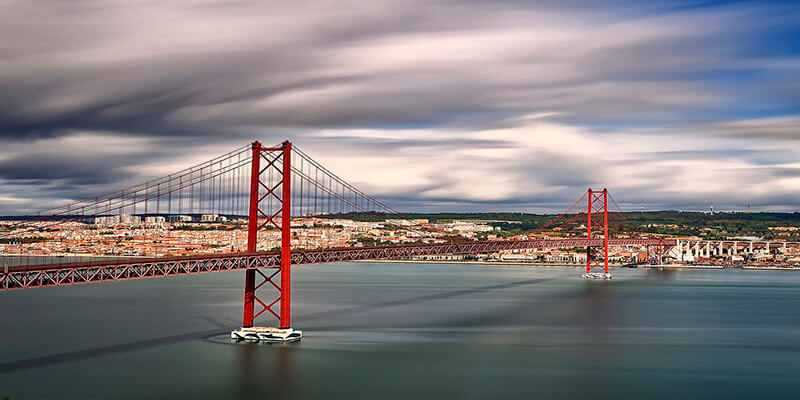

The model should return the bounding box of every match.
[1,238,673,291]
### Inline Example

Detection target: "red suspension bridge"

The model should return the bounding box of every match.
[1,140,676,340]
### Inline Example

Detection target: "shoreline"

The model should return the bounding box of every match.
[354,259,588,267]
[353,259,800,271]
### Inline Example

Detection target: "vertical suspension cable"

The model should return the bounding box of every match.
[178,176,182,216]
[299,155,304,217]
[228,159,233,217]
[221,159,227,218]
[236,155,242,217]
[197,169,205,215]
[156,183,160,215]
[327,174,331,215]
[294,152,299,217]
[217,160,222,216]
[168,183,172,217]
[210,165,215,216]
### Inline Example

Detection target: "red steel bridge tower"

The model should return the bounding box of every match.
[233,140,301,341]
[584,188,611,280]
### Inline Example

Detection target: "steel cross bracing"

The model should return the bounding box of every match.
[242,141,293,329]
[1,238,675,291]
[586,188,609,274]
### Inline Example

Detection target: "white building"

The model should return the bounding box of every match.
[144,216,166,224]
[200,214,218,222]
[386,219,428,226]
[94,214,141,226]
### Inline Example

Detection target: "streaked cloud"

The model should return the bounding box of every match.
[0,0,799,213]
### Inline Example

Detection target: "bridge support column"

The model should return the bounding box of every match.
[233,140,301,343]
[279,141,292,329]
[583,188,610,280]
[242,141,261,328]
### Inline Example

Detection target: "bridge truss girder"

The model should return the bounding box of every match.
[1,238,673,291]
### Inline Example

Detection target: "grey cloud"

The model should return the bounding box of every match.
[1,0,796,139]
[708,116,800,141]
[0,0,799,213]
[307,136,515,152]
[625,149,796,167]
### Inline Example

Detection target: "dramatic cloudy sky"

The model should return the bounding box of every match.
[1,0,799,214]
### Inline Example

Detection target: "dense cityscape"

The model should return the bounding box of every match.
[4,211,800,267]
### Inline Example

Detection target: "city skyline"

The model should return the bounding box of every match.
[1,0,799,214]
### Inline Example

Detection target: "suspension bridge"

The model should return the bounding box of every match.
[0,140,789,341]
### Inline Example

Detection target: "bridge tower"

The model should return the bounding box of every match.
[232,140,302,342]
[584,188,611,279]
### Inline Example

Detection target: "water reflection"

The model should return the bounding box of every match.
[236,341,295,398]
[581,279,619,343]
[4,264,800,399]
[644,268,678,280]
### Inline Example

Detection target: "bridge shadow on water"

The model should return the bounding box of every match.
[0,276,562,373]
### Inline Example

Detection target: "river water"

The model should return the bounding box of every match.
[1,262,800,399]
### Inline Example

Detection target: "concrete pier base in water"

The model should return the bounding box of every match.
[582,272,612,280]
[230,326,302,343]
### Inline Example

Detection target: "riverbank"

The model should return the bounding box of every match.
[356,259,614,268]
[355,259,800,271]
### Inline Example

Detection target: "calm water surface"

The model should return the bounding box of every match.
[1,263,800,399]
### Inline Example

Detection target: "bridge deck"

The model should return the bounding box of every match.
[1,238,673,290]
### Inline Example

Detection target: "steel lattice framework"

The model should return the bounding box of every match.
[586,188,609,274]
[1,238,675,291]
[243,141,292,329]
